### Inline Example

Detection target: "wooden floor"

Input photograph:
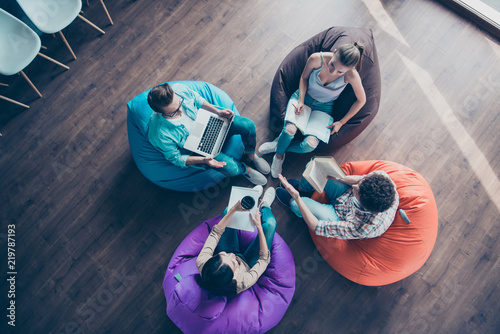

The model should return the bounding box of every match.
[1,0,499,333]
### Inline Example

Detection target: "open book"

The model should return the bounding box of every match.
[285,103,333,144]
[302,156,346,193]
[226,186,260,232]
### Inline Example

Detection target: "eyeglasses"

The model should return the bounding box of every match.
[164,94,184,118]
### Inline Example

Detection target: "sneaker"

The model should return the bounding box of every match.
[251,154,270,175]
[252,185,263,198]
[270,154,284,178]
[260,187,276,208]
[276,187,292,207]
[243,168,267,186]
[258,138,278,155]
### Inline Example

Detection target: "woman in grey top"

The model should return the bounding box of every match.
[260,43,367,178]
[196,188,277,295]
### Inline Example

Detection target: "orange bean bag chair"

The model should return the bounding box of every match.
[309,160,438,286]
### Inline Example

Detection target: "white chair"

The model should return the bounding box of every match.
[0,8,69,99]
[16,0,106,60]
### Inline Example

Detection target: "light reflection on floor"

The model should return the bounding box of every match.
[364,1,500,211]
[399,53,500,211]
[360,0,410,47]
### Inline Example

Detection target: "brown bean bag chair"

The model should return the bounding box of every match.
[270,26,381,150]
[309,161,438,286]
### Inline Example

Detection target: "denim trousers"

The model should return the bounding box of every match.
[216,206,276,268]
[290,177,350,222]
[276,90,335,155]
[212,115,256,177]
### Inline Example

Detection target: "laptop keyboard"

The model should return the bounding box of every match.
[197,116,224,154]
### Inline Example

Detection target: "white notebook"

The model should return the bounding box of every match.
[284,104,333,144]
[226,186,260,232]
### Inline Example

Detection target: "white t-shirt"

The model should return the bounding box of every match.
[168,112,195,133]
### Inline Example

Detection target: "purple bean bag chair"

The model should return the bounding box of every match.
[163,216,295,333]
[270,26,381,150]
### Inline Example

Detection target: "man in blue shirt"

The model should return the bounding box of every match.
[147,83,269,185]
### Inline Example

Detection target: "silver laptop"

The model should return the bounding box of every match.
[183,108,234,158]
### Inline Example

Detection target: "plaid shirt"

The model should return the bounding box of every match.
[314,171,399,240]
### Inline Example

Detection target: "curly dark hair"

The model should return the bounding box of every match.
[200,253,237,296]
[358,173,396,213]
[147,83,175,113]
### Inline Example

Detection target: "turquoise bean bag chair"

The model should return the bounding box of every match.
[127,81,244,192]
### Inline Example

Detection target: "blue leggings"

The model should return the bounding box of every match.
[216,206,276,267]
[212,115,256,177]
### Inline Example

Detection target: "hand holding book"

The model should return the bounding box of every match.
[328,174,362,185]
[327,121,343,134]
[302,156,346,193]
[285,103,333,144]
[292,102,305,115]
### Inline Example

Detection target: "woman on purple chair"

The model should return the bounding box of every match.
[196,187,276,295]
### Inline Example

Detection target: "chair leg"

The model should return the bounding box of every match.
[0,95,30,109]
[78,14,106,34]
[100,0,114,25]
[58,31,77,60]
[19,71,42,98]
[38,53,70,70]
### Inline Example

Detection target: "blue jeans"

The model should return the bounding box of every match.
[212,115,256,177]
[216,206,276,267]
[276,90,335,155]
[290,177,350,222]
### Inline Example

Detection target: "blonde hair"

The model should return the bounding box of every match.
[335,42,365,72]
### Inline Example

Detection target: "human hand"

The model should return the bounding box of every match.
[218,109,234,119]
[340,175,363,185]
[205,157,227,168]
[327,121,343,134]
[250,212,262,229]
[293,101,305,115]
[229,199,248,213]
[278,174,300,200]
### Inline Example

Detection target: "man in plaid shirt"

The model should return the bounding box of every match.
[277,171,398,239]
